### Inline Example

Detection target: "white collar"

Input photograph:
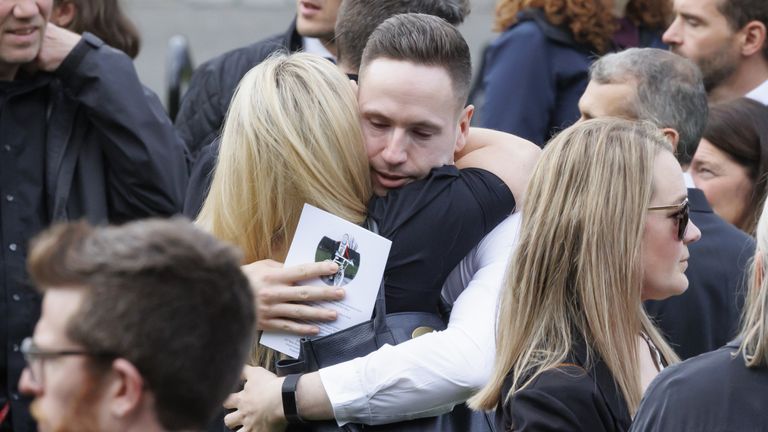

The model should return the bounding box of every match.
[683,171,696,189]
[745,78,768,105]
[302,37,336,61]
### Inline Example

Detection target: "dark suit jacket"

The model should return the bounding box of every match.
[498,340,631,432]
[644,188,755,359]
[630,340,768,431]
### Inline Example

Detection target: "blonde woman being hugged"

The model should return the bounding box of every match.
[470,118,701,431]
[195,52,373,368]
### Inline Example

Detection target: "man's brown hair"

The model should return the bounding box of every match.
[360,13,472,106]
[335,0,470,73]
[27,218,254,430]
[718,0,768,59]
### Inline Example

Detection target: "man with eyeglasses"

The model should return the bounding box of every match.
[16,219,255,432]
[577,47,755,359]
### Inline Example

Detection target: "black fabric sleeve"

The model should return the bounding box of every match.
[56,33,188,220]
[183,139,219,218]
[174,58,227,161]
[370,166,514,314]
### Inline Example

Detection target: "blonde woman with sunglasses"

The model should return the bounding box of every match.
[470,118,700,431]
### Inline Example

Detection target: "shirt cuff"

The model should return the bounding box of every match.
[319,357,371,426]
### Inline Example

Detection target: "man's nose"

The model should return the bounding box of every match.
[18,367,42,396]
[12,0,40,19]
[662,18,682,45]
[381,130,408,165]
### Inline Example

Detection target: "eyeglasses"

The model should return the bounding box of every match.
[648,198,690,241]
[20,337,116,387]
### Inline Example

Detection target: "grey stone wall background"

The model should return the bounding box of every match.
[123,0,498,107]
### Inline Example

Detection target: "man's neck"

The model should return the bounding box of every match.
[709,56,768,103]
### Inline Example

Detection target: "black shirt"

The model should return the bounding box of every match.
[0,76,50,425]
[368,165,515,314]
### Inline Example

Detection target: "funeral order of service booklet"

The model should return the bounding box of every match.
[260,204,392,358]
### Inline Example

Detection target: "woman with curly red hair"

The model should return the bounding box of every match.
[478,0,670,146]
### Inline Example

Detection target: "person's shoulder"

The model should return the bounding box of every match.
[636,345,741,417]
[197,32,288,76]
[647,345,740,397]
[504,364,612,431]
[192,20,297,85]
[494,19,548,49]
[498,8,587,51]
[631,345,759,431]
[512,363,602,411]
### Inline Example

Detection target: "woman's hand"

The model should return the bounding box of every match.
[243,259,344,335]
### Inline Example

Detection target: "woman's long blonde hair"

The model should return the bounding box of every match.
[196,53,372,368]
[470,118,679,416]
[738,200,768,367]
[197,53,372,264]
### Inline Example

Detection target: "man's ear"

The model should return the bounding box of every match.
[740,21,767,58]
[107,359,146,419]
[50,1,77,28]
[454,104,474,154]
[661,127,680,151]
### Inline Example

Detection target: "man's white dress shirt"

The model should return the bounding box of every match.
[319,213,522,425]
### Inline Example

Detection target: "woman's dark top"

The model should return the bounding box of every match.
[499,340,632,432]
[368,165,515,314]
[631,340,768,431]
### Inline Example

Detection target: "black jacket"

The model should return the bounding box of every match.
[174,21,302,161]
[1,33,187,431]
[498,339,632,432]
[644,188,755,359]
[630,340,768,431]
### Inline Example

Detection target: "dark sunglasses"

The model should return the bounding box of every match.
[648,198,690,241]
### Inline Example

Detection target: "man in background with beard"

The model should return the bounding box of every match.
[664,0,768,103]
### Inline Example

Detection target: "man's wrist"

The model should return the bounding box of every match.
[281,374,306,424]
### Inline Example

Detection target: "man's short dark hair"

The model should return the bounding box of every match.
[360,13,472,106]
[590,48,709,165]
[336,0,470,73]
[718,0,768,59]
[27,218,254,430]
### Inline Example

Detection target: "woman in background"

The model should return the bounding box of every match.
[51,0,141,58]
[471,118,700,431]
[690,98,768,235]
[479,0,668,146]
